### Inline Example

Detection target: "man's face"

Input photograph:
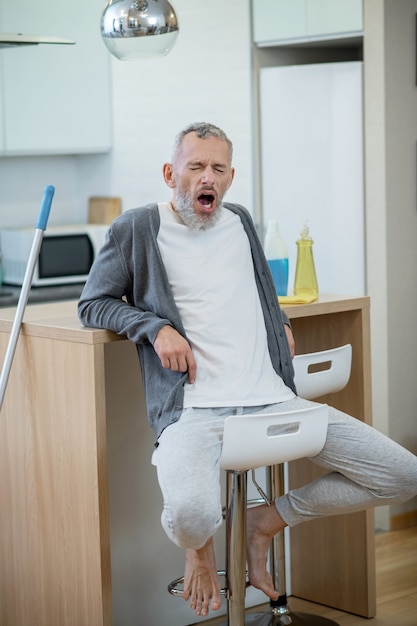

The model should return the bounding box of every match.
[163,132,235,229]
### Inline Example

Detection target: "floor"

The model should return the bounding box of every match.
[192,526,417,626]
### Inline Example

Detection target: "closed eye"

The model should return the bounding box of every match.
[188,162,227,173]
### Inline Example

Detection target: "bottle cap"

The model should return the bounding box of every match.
[300,220,311,239]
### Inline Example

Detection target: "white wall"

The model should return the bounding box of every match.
[364,0,417,528]
[0,0,254,229]
[382,0,417,523]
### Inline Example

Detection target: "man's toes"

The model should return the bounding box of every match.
[269,588,279,601]
[196,594,209,616]
[211,595,222,611]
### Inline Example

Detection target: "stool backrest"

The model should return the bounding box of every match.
[293,344,352,400]
[220,404,328,471]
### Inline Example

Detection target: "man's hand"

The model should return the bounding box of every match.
[284,324,295,359]
[153,325,197,384]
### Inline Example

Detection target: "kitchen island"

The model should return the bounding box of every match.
[0,295,374,625]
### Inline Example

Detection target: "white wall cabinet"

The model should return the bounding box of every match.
[252,0,363,45]
[306,0,363,37]
[0,0,112,156]
[252,0,307,42]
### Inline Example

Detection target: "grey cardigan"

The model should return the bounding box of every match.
[78,202,296,438]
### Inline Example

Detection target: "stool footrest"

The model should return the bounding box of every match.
[168,570,228,597]
[240,611,340,625]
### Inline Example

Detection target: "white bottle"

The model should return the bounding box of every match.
[264,219,289,296]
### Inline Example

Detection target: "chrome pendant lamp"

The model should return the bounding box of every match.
[101,0,179,61]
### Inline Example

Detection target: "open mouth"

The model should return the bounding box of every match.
[198,193,215,211]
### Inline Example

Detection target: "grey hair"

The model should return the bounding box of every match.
[172,122,233,163]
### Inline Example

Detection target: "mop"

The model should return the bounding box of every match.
[0,185,55,410]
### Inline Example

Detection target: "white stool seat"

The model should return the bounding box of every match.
[220,404,329,471]
[293,344,352,400]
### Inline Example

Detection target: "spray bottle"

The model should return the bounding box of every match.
[293,221,319,298]
[264,219,289,296]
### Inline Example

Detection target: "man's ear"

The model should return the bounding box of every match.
[227,167,235,190]
[163,163,176,189]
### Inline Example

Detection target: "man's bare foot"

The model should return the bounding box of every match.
[182,537,222,616]
[246,504,287,601]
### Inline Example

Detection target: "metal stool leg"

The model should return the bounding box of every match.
[245,464,339,625]
[224,469,248,625]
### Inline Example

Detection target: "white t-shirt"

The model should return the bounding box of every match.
[157,202,295,407]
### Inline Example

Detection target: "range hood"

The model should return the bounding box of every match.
[0,34,75,48]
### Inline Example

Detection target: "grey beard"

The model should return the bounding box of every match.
[175,189,222,231]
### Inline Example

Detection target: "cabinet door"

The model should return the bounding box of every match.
[0,0,112,156]
[252,0,307,43]
[0,52,4,152]
[306,0,363,37]
[252,0,362,44]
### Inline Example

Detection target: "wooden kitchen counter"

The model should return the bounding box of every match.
[283,294,375,618]
[0,295,375,625]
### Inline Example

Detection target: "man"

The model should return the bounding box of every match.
[78,122,417,618]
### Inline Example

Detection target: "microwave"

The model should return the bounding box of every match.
[0,224,108,287]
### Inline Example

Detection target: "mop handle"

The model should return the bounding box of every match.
[0,185,55,410]
[35,185,54,230]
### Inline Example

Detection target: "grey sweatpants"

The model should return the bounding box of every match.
[152,397,417,550]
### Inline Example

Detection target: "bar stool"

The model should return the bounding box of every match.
[258,344,352,626]
[168,344,352,626]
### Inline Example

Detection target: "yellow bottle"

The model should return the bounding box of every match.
[293,222,319,298]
